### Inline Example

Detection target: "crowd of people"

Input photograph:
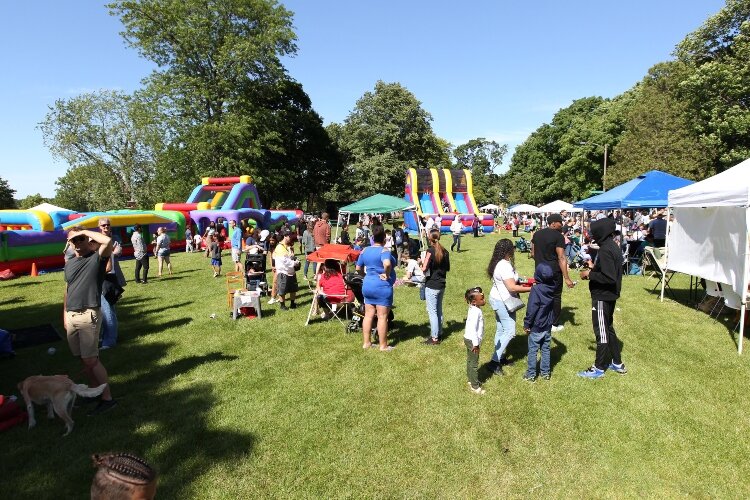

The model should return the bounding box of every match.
[56,204,632,419]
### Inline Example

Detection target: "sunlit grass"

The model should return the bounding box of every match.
[1,231,749,498]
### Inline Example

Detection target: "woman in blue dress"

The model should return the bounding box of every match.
[355,226,397,351]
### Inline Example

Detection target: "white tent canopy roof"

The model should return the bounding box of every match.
[30,202,72,213]
[479,203,499,210]
[536,200,583,213]
[508,203,540,213]
[668,158,750,207]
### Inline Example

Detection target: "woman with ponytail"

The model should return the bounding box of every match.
[422,228,451,345]
[486,238,532,375]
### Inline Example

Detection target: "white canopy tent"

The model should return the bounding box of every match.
[30,202,72,213]
[665,158,750,353]
[536,200,583,213]
[479,203,500,211]
[508,203,540,213]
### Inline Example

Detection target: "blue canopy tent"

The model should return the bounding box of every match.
[573,170,694,210]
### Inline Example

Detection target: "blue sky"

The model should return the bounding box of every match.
[0,0,725,199]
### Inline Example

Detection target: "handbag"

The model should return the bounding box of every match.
[493,282,524,312]
[502,294,525,313]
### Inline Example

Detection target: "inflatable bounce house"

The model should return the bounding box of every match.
[0,175,300,277]
[0,203,184,276]
[404,168,494,234]
[155,175,301,236]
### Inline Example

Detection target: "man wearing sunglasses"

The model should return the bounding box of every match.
[63,225,117,416]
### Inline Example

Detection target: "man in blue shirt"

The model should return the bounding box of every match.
[230,220,243,272]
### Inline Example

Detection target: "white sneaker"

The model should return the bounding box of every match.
[267,297,277,305]
[469,385,486,395]
[552,325,564,333]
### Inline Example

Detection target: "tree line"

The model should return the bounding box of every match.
[2,0,747,211]
[500,0,750,204]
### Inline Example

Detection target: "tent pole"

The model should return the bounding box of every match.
[660,207,670,302]
[740,304,746,355]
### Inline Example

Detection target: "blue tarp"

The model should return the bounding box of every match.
[573,170,694,210]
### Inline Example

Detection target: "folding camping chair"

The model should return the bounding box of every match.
[697,279,724,317]
[303,246,361,331]
[226,271,246,308]
[642,247,675,298]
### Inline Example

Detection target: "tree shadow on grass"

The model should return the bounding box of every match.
[1,342,255,500]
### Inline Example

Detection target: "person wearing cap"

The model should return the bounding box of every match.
[98,217,126,350]
[648,209,667,248]
[273,230,298,310]
[530,213,575,333]
[63,225,117,416]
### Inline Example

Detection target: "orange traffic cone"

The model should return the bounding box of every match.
[30,262,38,277]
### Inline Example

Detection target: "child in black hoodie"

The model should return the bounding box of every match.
[578,218,627,379]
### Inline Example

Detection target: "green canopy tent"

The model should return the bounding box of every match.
[336,194,424,247]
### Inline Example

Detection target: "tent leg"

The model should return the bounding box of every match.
[739,304,746,355]
[660,273,666,302]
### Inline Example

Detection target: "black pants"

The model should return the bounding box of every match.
[473,227,479,237]
[552,273,563,327]
[592,299,622,370]
[512,229,518,237]
[135,256,149,283]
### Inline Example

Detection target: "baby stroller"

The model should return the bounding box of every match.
[344,272,394,341]
[515,236,530,253]
[245,253,268,295]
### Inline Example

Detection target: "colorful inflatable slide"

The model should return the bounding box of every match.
[404,168,494,234]
[155,175,301,236]
[0,204,183,276]
[0,175,300,276]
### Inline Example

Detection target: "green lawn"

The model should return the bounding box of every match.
[2,230,750,498]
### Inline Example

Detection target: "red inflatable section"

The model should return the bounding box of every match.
[205,176,241,184]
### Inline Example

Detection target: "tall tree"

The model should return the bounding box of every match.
[18,194,50,210]
[500,97,614,204]
[331,81,448,199]
[453,138,507,205]
[53,164,124,212]
[109,0,337,208]
[0,177,17,209]
[609,63,710,186]
[38,90,164,208]
[675,0,750,172]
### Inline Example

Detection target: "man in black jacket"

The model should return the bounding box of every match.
[578,218,627,379]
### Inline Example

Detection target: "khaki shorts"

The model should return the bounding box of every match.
[65,308,102,359]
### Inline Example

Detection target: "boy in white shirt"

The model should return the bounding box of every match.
[464,286,486,395]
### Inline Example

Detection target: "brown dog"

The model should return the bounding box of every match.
[18,375,107,436]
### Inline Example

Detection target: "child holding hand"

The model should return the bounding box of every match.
[464,286,486,395]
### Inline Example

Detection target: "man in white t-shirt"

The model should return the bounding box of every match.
[406,257,426,300]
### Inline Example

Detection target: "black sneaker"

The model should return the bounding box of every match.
[492,363,505,376]
[289,302,297,309]
[87,399,118,416]
[279,304,289,311]
[75,395,101,408]
[499,357,514,367]
[423,337,440,346]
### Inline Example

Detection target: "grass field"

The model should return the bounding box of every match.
[2,230,749,498]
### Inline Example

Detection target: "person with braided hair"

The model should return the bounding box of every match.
[91,452,157,499]
[486,238,532,375]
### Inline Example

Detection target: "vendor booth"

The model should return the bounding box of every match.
[665,159,750,353]
[574,170,693,210]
